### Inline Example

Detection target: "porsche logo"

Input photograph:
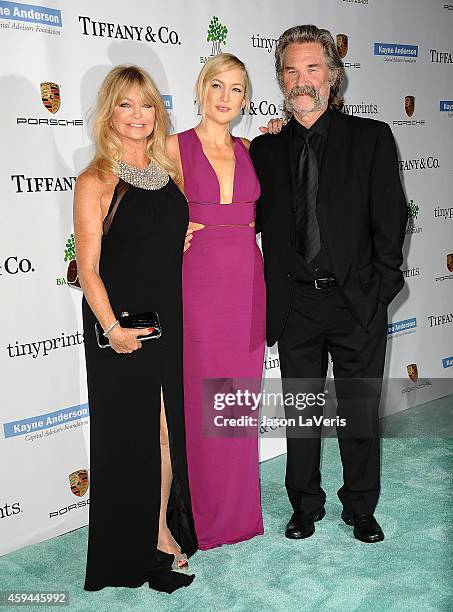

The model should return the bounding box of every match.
[447,253,453,273]
[69,469,89,497]
[40,82,60,114]
[406,364,418,383]
[405,95,415,118]
[336,34,348,59]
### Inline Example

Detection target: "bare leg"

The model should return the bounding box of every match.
[157,390,188,568]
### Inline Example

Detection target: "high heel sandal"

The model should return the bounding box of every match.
[171,553,189,572]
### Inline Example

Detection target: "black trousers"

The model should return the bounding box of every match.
[278,281,388,515]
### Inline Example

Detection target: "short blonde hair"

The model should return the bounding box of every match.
[195,53,251,116]
[88,65,176,180]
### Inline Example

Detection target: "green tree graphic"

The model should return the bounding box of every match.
[407,199,419,219]
[207,16,228,55]
[64,233,76,262]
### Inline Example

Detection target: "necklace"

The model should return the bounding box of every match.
[116,158,169,190]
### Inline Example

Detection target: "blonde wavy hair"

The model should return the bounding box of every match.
[195,53,251,116]
[88,65,175,180]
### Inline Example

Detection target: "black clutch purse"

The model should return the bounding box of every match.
[95,311,162,349]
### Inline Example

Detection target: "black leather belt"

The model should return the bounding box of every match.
[295,276,336,290]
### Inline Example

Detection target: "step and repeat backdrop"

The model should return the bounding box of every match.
[1,0,452,555]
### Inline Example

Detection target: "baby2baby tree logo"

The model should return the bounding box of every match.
[56,233,80,287]
[201,16,228,63]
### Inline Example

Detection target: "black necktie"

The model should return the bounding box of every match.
[294,131,321,263]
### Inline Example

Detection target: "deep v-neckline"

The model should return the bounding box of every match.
[192,128,238,204]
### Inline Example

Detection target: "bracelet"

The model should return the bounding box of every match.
[103,320,119,337]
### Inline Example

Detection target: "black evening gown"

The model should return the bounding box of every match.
[82,176,197,592]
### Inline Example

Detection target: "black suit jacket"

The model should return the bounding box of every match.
[250,110,408,347]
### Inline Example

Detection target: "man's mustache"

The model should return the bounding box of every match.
[288,85,318,99]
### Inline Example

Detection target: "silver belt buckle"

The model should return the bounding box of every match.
[314,277,332,290]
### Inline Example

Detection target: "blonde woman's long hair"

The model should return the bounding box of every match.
[195,53,251,116]
[89,65,175,180]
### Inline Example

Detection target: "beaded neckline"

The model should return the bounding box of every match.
[116,159,169,190]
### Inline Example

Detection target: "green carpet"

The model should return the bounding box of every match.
[1,396,452,611]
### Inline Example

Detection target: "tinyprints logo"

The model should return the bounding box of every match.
[374,42,418,63]
[343,102,379,116]
[161,95,173,110]
[0,1,62,35]
[3,403,89,439]
[387,317,417,335]
[442,356,453,368]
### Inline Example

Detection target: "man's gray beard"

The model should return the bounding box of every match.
[284,86,328,117]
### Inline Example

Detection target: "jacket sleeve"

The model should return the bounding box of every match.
[369,123,408,305]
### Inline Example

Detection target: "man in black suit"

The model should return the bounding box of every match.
[250,25,407,543]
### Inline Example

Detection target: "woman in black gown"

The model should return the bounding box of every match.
[74,65,197,593]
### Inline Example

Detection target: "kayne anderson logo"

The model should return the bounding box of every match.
[374,42,418,63]
[78,15,181,45]
[342,102,379,116]
[387,317,417,339]
[3,403,90,441]
[440,100,453,118]
[17,81,83,127]
[393,95,425,127]
[398,156,440,171]
[161,94,173,110]
[442,356,453,368]
[0,1,61,36]
[336,33,361,68]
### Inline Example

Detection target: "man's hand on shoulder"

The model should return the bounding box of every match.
[258,117,287,134]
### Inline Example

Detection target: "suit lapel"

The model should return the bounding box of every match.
[317,110,351,208]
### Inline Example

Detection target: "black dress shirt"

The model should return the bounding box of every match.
[290,108,333,282]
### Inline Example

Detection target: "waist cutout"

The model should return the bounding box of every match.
[188,202,255,226]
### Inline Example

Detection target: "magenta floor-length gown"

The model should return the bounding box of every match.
[179,128,265,550]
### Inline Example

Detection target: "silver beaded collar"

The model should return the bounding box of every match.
[116,159,169,190]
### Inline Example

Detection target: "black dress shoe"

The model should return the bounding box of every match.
[341,511,384,543]
[285,507,326,539]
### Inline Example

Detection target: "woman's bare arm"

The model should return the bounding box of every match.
[74,170,143,353]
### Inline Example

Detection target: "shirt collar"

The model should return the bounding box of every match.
[291,107,332,139]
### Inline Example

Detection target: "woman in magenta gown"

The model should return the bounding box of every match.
[167,54,265,549]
